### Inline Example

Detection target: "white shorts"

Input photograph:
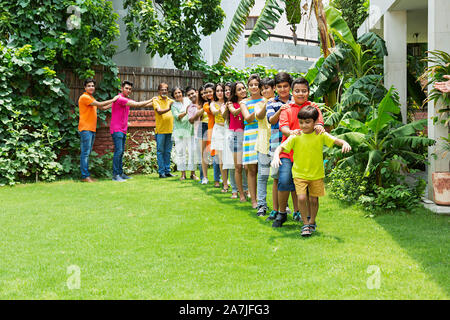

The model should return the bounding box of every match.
[211,124,225,151]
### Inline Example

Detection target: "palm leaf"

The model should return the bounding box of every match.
[367,87,400,134]
[364,149,383,176]
[357,32,388,60]
[324,6,358,53]
[218,0,256,64]
[336,131,366,145]
[247,0,284,47]
[387,119,427,138]
[390,136,436,149]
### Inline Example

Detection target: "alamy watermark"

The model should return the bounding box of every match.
[366,265,381,289]
[66,5,81,30]
[66,265,81,290]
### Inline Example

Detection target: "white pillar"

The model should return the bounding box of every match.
[384,11,407,124]
[427,0,450,200]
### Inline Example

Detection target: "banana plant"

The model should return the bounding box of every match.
[218,0,331,65]
[328,87,435,187]
[305,6,387,106]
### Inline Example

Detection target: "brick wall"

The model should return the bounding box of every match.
[93,109,156,156]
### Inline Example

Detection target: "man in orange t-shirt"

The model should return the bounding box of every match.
[78,79,119,182]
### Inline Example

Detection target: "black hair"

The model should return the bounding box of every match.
[230,81,246,103]
[185,86,196,94]
[261,77,275,88]
[170,86,184,99]
[274,72,293,86]
[224,82,233,103]
[122,80,133,87]
[247,73,262,88]
[213,83,225,102]
[197,85,206,106]
[297,105,318,121]
[292,77,310,92]
[203,82,215,103]
[84,78,95,87]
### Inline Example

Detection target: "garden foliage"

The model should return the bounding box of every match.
[0,0,121,185]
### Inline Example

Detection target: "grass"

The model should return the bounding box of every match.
[0,173,448,299]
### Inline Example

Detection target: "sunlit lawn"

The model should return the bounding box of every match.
[0,174,448,299]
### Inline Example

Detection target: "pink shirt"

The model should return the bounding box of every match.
[228,102,244,132]
[110,93,131,134]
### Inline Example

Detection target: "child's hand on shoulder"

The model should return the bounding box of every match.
[290,129,302,136]
[314,124,325,135]
[280,104,290,110]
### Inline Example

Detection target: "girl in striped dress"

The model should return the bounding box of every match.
[241,74,264,209]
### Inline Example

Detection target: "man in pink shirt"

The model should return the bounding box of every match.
[108,80,154,182]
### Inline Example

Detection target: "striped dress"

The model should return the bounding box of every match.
[243,98,263,165]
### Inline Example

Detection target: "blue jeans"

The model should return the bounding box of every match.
[213,155,221,182]
[112,131,126,177]
[156,133,173,175]
[79,130,96,179]
[257,152,271,207]
[278,157,295,192]
[229,168,248,193]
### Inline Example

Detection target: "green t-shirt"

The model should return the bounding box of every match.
[282,132,336,180]
[171,98,194,138]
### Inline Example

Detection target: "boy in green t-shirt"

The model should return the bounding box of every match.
[271,106,352,237]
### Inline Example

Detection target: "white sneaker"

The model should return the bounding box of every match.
[201,177,209,185]
[286,206,291,215]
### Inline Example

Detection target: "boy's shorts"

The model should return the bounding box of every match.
[294,178,325,197]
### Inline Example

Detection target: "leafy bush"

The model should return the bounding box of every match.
[326,166,373,203]
[0,1,121,185]
[202,64,304,85]
[358,179,426,214]
[122,131,176,175]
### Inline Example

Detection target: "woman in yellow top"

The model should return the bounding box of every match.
[210,83,229,192]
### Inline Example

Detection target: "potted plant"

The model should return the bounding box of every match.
[420,50,450,205]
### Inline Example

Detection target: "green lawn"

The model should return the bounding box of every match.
[0,174,448,299]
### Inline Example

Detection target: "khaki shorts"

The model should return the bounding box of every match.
[294,178,325,197]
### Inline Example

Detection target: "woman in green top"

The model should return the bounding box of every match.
[171,87,196,180]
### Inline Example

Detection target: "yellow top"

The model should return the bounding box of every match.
[153,96,174,134]
[211,101,225,125]
[254,100,270,154]
[282,132,336,180]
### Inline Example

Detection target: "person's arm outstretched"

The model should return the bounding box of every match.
[91,95,120,109]
[332,136,352,153]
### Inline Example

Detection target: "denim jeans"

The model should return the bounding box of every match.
[213,155,221,182]
[257,152,271,208]
[278,157,295,192]
[112,131,126,177]
[156,133,173,175]
[228,168,248,193]
[79,130,96,179]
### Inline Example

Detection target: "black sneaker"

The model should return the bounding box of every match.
[266,210,278,221]
[272,212,287,228]
[165,173,175,177]
[257,206,266,216]
[293,211,301,222]
[159,174,167,178]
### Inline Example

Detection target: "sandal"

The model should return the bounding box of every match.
[301,225,312,237]
[221,187,229,193]
[230,193,238,199]
[309,223,317,232]
[214,183,221,188]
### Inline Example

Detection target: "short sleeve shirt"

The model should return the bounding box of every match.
[266,95,293,155]
[153,96,174,134]
[78,92,97,132]
[282,132,336,180]
[110,93,131,134]
[172,97,194,138]
[279,101,324,162]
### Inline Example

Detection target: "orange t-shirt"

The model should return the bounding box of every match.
[78,92,97,132]
[203,102,216,156]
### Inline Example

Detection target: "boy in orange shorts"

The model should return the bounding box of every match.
[271,106,351,237]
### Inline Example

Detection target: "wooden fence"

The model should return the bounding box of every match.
[63,66,205,155]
